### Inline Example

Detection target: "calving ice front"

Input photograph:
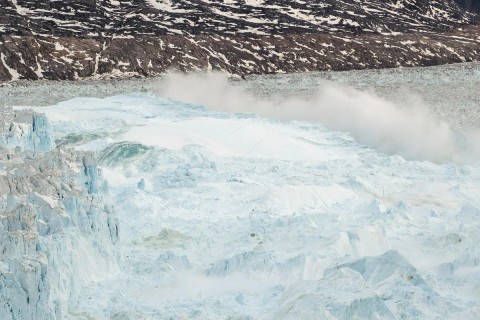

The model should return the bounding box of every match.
[0,108,120,319]
[159,72,480,163]
[5,67,478,319]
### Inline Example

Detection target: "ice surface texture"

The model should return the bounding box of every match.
[16,87,479,319]
[2,64,480,319]
[0,108,54,152]
[0,108,119,319]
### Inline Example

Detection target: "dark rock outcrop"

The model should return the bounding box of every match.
[0,0,479,81]
[455,0,480,13]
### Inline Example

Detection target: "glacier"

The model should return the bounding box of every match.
[0,107,119,319]
[2,64,480,319]
[0,108,54,152]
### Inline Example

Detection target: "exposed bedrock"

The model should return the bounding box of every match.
[455,0,480,13]
[0,0,479,81]
[1,26,480,81]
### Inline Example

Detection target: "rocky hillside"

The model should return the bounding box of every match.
[0,0,479,80]
[456,0,480,13]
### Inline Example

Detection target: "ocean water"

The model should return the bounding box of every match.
[5,63,480,319]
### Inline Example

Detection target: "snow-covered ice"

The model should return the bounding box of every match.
[4,65,480,319]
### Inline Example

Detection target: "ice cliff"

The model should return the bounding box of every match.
[0,107,119,319]
[0,108,54,152]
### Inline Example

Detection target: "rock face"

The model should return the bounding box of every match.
[1,0,477,37]
[0,0,479,81]
[455,0,480,13]
[0,107,119,319]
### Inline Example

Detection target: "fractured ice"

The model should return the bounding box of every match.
[0,108,54,152]
[0,107,119,319]
[9,89,475,320]
[2,65,480,319]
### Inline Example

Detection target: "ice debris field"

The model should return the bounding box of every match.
[2,67,480,319]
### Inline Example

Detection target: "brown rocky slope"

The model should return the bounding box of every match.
[0,0,479,81]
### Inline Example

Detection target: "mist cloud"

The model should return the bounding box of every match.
[156,72,480,164]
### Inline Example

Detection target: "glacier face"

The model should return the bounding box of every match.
[0,108,119,319]
[0,108,54,152]
[13,79,479,320]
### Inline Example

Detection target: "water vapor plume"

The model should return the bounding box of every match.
[156,72,480,164]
